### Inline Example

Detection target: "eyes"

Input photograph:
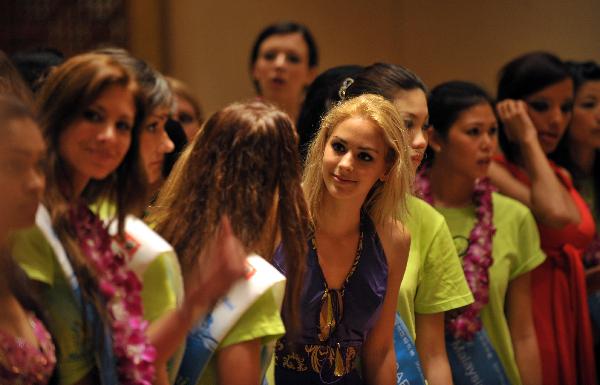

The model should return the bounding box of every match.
[404,118,430,131]
[578,99,598,110]
[465,126,498,137]
[330,140,374,162]
[83,108,132,132]
[527,100,573,114]
[261,50,302,64]
[176,112,196,124]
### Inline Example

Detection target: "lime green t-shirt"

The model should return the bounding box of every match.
[398,195,474,340]
[197,286,285,385]
[12,226,95,385]
[435,192,546,385]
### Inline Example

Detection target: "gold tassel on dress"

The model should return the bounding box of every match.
[334,342,344,377]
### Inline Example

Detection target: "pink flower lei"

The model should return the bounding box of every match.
[70,202,156,384]
[415,168,496,341]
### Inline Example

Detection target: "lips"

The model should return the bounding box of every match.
[332,174,356,184]
[411,153,424,166]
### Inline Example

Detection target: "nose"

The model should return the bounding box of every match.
[274,53,286,68]
[28,168,45,198]
[549,106,567,129]
[481,131,494,151]
[160,130,175,154]
[338,152,354,172]
[411,128,427,150]
[97,123,118,142]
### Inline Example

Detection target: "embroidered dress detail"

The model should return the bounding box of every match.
[274,212,388,384]
[0,315,56,385]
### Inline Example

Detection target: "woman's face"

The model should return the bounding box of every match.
[59,84,135,194]
[0,118,45,234]
[252,32,315,104]
[322,116,389,203]
[139,106,174,185]
[393,88,429,173]
[174,95,201,141]
[432,102,498,181]
[525,78,574,154]
[568,80,600,150]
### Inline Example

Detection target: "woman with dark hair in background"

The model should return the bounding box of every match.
[344,63,473,385]
[490,51,596,385]
[296,65,363,161]
[421,81,544,385]
[250,21,319,122]
[550,59,600,379]
[167,75,204,141]
[0,95,56,385]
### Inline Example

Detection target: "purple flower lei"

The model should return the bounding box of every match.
[415,168,496,341]
[69,202,156,384]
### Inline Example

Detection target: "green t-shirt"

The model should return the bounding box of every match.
[12,226,95,385]
[398,195,474,339]
[435,192,546,385]
[11,214,184,385]
[197,286,285,385]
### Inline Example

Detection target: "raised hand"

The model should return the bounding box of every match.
[496,99,538,145]
[184,216,248,321]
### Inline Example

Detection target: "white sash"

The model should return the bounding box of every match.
[176,254,286,384]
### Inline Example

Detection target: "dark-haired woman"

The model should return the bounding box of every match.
[0,95,56,385]
[419,81,544,385]
[550,59,600,380]
[250,21,318,122]
[490,52,596,385]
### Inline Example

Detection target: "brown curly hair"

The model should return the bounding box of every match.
[150,101,309,328]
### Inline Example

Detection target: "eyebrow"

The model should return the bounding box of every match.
[331,135,380,154]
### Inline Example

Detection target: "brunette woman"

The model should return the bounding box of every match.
[491,52,597,385]
[420,81,544,385]
[0,95,55,384]
[150,101,309,385]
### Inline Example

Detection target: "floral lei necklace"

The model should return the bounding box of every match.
[70,202,156,384]
[415,168,496,340]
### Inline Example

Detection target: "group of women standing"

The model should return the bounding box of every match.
[0,20,599,385]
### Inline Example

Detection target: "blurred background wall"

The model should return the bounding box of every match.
[3,0,600,115]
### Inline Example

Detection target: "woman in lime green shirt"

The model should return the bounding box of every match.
[419,80,544,385]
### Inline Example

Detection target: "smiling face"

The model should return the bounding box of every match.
[252,32,315,105]
[139,106,175,185]
[393,88,429,173]
[568,80,600,150]
[59,84,135,194]
[0,117,45,234]
[525,77,574,154]
[322,116,389,203]
[432,102,498,181]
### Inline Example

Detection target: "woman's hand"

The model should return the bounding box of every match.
[496,99,538,145]
[184,216,248,321]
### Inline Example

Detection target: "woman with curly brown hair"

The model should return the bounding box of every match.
[150,100,310,385]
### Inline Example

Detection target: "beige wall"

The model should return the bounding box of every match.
[131,0,600,116]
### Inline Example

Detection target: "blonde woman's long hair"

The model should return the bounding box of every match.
[303,93,411,226]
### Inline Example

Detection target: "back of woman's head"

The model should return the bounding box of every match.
[0,50,34,108]
[152,100,308,270]
[152,101,309,330]
[296,65,363,160]
[345,62,428,101]
[303,93,411,225]
[497,51,569,101]
[250,21,319,70]
[429,80,495,138]
[567,60,600,91]
[37,52,147,222]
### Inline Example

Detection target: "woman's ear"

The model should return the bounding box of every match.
[428,129,443,153]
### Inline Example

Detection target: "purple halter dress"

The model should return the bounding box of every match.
[273,213,388,385]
